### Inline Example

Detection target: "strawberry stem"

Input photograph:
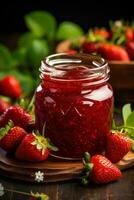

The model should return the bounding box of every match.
[5,188,30,196]
[27,94,35,113]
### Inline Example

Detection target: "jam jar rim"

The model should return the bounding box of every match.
[40,53,110,85]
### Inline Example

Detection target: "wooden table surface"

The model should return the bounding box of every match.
[0,166,134,200]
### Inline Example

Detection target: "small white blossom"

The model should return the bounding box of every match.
[35,171,44,182]
[0,183,4,196]
[114,20,123,27]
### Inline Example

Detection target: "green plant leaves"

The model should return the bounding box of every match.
[26,38,50,67]
[126,112,134,128]
[56,21,84,40]
[18,32,36,48]
[122,103,132,125]
[0,44,16,69]
[25,11,57,38]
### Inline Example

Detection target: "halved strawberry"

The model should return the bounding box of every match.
[105,132,132,163]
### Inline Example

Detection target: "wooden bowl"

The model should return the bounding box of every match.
[108,61,134,103]
[56,41,134,103]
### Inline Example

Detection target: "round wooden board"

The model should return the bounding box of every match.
[0,148,134,183]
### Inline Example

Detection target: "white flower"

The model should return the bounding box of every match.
[114,20,123,27]
[0,183,4,196]
[35,171,44,182]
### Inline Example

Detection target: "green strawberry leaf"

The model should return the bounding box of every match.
[126,111,134,127]
[18,32,36,48]
[12,48,28,67]
[112,119,116,129]
[56,21,84,40]
[26,38,50,68]
[25,11,57,38]
[122,103,132,125]
[132,140,134,151]
[0,44,16,69]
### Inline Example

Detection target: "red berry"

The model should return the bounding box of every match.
[0,76,22,99]
[98,43,130,61]
[105,132,132,163]
[82,42,98,53]
[0,98,10,115]
[126,41,134,60]
[28,197,36,200]
[94,29,110,40]
[0,121,27,152]
[126,27,133,41]
[15,133,49,162]
[0,105,33,129]
[91,155,122,183]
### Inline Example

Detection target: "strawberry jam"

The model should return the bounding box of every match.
[35,54,113,159]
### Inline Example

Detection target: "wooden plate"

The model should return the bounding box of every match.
[0,148,134,183]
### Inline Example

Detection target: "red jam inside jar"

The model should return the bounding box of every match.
[35,53,113,159]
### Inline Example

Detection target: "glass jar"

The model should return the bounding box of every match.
[35,53,113,159]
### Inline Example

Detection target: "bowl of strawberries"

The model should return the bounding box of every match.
[56,20,134,103]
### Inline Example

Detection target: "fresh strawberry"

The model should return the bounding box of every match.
[105,132,132,163]
[98,43,130,61]
[82,153,122,184]
[0,98,10,115]
[94,28,110,40]
[0,105,33,129]
[125,27,133,41]
[91,154,122,183]
[15,133,57,162]
[0,121,27,152]
[82,42,98,53]
[126,41,134,60]
[0,76,22,99]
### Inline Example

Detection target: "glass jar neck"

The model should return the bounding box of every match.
[40,53,110,86]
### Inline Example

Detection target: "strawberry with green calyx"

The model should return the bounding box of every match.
[15,132,58,162]
[105,131,132,163]
[81,152,122,185]
[0,120,27,152]
[87,29,108,43]
[112,103,134,152]
[94,28,110,40]
[0,105,33,129]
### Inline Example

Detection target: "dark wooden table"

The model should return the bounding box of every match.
[0,167,134,200]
